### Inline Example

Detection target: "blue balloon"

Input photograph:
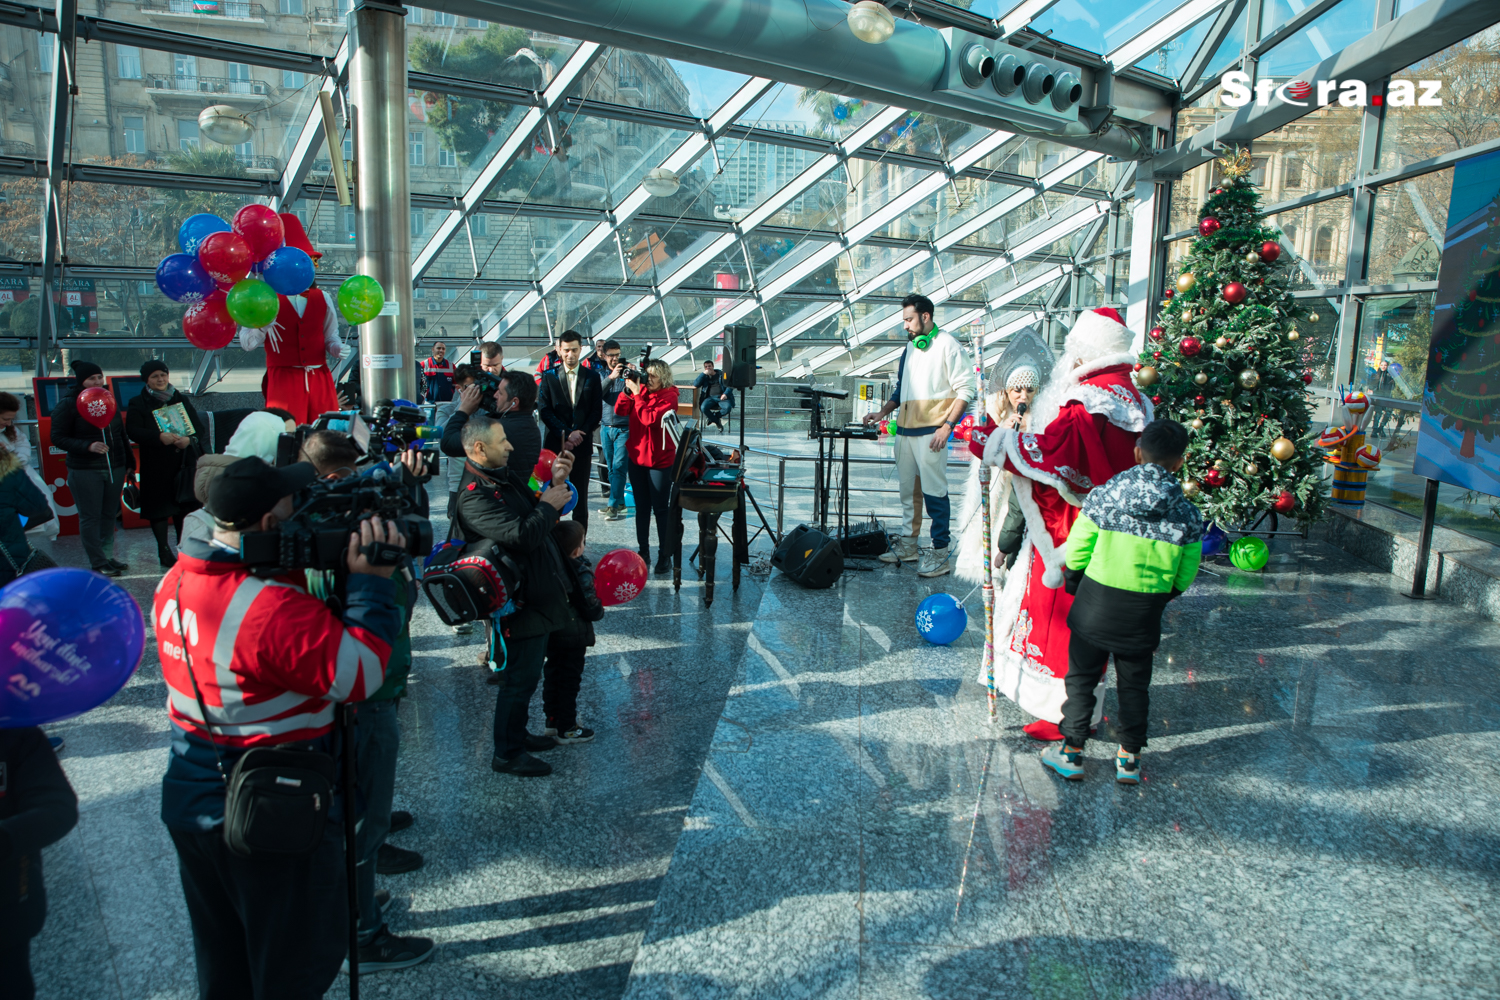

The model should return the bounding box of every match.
[156,253,217,303]
[1202,523,1227,556]
[261,246,315,296]
[178,213,231,254]
[560,480,578,515]
[0,569,145,727]
[916,592,967,645]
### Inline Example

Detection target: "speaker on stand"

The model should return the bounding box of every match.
[727,324,759,584]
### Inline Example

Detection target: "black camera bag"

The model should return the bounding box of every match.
[421,538,523,626]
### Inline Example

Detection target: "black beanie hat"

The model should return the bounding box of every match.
[140,359,169,379]
[70,359,103,386]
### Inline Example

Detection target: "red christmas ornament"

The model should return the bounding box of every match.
[1152,351,1163,361]
[1259,241,1281,263]
[1203,468,1225,488]
[1469,289,1478,302]
[1302,372,1314,385]
[1222,282,1249,304]
[1150,327,1165,341]
[1133,363,1144,372]
[1151,395,1163,406]
[1165,288,1175,299]
[1273,491,1297,514]
[1180,336,1203,357]
[1194,395,1207,407]
[1212,187,1224,195]
[1198,217,1222,237]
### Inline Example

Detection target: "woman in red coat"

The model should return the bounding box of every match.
[612,358,677,574]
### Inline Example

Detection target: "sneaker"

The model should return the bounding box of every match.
[47,735,64,753]
[552,726,594,744]
[605,507,627,522]
[878,536,919,564]
[374,889,394,915]
[452,621,475,635]
[491,751,552,777]
[917,546,953,578]
[94,564,123,578]
[1041,742,1086,781]
[375,843,424,875]
[388,810,413,834]
[522,731,558,752]
[342,928,435,974]
[1116,747,1142,785]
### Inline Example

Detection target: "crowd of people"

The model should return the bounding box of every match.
[0,297,1210,998]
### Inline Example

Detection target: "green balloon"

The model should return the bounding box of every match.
[337,275,385,325]
[225,278,279,328]
[1229,536,1270,572]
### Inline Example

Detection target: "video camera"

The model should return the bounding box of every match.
[616,343,654,383]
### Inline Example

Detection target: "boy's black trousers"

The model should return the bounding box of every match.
[1059,632,1154,754]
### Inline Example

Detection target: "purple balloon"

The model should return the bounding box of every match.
[0,569,145,728]
[156,252,217,303]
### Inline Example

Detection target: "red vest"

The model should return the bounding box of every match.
[265,289,330,368]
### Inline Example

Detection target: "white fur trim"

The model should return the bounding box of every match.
[1070,352,1140,382]
[1071,382,1153,432]
[1041,563,1063,589]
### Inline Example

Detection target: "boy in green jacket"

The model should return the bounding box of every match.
[1042,419,1202,784]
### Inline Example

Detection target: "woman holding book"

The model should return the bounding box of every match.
[125,359,206,568]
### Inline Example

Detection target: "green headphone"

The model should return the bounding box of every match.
[910,329,935,351]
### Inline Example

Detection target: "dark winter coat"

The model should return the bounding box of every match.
[1063,462,1204,655]
[0,451,51,584]
[49,390,134,476]
[454,459,571,640]
[550,553,605,649]
[125,387,206,520]
[440,409,542,480]
[0,727,79,943]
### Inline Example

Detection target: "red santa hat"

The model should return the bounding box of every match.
[1061,307,1132,368]
[278,213,322,260]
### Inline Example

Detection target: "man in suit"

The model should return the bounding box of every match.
[537,329,603,526]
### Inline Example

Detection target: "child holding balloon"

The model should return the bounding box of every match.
[542,519,605,744]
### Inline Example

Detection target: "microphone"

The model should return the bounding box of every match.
[1017,402,1029,416]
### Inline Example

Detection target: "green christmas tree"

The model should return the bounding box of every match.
[1427,189,1500,459]
[1138,147,1328,527]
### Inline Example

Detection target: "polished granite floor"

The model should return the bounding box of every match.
[25,489,1500,1000]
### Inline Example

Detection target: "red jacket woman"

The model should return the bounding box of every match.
[612,360,678,573]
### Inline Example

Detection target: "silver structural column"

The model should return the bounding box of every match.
[350,1,415,407]
[37,0,78,378]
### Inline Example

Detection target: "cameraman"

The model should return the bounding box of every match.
[155,457,406,998]
[297,430,435,975]
[455,415,574,778]
[440,368,540,478]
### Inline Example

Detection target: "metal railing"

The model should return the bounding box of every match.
[147,75,274,96]
[141,0,269,17]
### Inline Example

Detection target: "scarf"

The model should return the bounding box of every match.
[148,384,176,403]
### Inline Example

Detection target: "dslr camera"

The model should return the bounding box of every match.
[616,344,654,383]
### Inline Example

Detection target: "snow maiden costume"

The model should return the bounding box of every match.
[969,307,1152,740]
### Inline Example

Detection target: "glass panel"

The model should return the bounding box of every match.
[1186,6,1247,92]
[1393,0,1436,13]
[706,134,840,224]
[1259,0,1377,79]
[663,59,752,119]
[1167,161,1214,236]
[740,84,887,141]
[1378,32,1500,172]
[1131,11,1218,82]
[1365,169,1451,284]
[485,113,692,209]
[1296,296,1343,392]
[1029,0,1188,55]
[1265,205,1350,289]
[108,0,345,56]
[1353,292,1432,402]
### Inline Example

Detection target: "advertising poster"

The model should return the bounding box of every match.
[1413,147,1500,494]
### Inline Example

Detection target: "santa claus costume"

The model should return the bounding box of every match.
[971,307,1152,740]
[238,214,344,424]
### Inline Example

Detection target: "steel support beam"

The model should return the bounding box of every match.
[1107,0,1234,71]
[1151,0,1500,177]
[36,0,76,378]
[1180,0,1245,92]
[350,1,414,406]
[273,36,350,213]
[77,14,337,75]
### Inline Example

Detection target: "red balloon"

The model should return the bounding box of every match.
[1222,281,1249,304]
[76,386,116,429]
[1273,490,1297,514]
[533,449,558,484]
[1259,241,1282,263]
[183,299,237,350]
[594,548,647,607]
[232,205,284,261]
[197,231,253,285]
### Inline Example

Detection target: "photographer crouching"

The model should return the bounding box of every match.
[155,456,405,999]
[455,414,575,777]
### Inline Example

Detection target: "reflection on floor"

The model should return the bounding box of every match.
[28,499,1500,999]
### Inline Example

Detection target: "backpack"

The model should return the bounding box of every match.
[420,538,522,626]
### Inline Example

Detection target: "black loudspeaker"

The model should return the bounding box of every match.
[723,324,757,390]
[772,524,844,589]
[839,530,888,558]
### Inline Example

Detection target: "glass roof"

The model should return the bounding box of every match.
[0,0,1473,380]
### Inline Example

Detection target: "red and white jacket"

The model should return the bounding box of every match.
[154,541,401,748]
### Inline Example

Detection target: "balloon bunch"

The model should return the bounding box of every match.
[529,449,578,515]
[156,208,387,352]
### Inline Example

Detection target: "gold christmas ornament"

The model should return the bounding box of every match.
[1182,479,1201,498]
[1217,147,1254,180]
[1308,312,1320,322]
[1214,336,1231,349]
[1244,462,1259,475]
[1177,272,1197,294]
[1136,365,1159,387]
[1287,329,1300,341]
[1270,436,1296,462]
[1190,418,1204,430]
[1221,398,1234,407]
[1245,251,1260,264]
[1238,368,1261,389]
[1194,372,1208,385]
